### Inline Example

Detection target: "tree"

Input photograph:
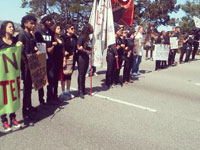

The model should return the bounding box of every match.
[133,0,180,28]
[179,0,200,34]
[21,0,93,30]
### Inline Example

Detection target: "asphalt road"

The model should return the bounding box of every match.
[1,54,200,150]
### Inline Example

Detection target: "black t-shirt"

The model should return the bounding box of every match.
[77,33,90,56]
[18,30,36,55]
[0,37,17,50]
[35,28,54,59]
[62,34,78,55]
[116,37,124,56]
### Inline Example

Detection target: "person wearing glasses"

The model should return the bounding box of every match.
[61,23,77,99]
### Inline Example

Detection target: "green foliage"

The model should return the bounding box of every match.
[133,0,180,28]
[179,0,200,34]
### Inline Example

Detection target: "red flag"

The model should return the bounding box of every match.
[111,0,134,26]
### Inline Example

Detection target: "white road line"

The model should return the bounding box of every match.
[69,87,157,113]
[195,83,200,86]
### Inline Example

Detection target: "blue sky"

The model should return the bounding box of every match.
[0,0,190,31]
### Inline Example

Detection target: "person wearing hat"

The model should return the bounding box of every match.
[35,14,59,105]
[60,23,78,99]
[18,15,38,122]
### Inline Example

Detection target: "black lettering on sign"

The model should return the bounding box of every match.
[28,55,41,70]
[2,53,19,73]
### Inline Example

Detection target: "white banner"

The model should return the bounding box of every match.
[153,44,170,61]
[170,37,178,49]
[89,0,115,67]
[193,16,200,28]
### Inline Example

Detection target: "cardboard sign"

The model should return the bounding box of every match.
[27,53,48,90]
[153,44,170,61]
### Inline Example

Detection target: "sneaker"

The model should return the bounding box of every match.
[132,73,138,76]
[94,72,98,76]
[11,119,21,128]
[85,74,89,78]
[3,121,12,132]
[68,91,75,99]
[137,72,141,75]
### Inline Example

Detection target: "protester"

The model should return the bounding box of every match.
[169,26,180,66]
[145,24,158,60]
[105,26,119,88]
[180,33,193,63]
[51,24,64,101]
[155,31,167,70]
[77,23,93,99]
[61,23,77,99]
[132,26,144,76]
[113,26,124,86]
[18,15,38,122]
[192,30,200,60]
[35,14,59,105]
[123,30,134,83]
[0,21,21,132]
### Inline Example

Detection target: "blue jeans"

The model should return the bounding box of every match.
[132,55,142,73]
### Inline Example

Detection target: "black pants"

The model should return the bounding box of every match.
[185,49,192,62]
[21,63,33,114]
[53,59,63,98]
[179,48,186,63]
[171,49,177,63]
[38,60,55,102]
[77,54,89,94]
[168,50,173,66]
[106,52,115,86]
[123,54,133,82]
[1,113,16,123]
[192,43,199,60]
[155,60,161,70]
[114,56,123,84]
[146,47,153,58]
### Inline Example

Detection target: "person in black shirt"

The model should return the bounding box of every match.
[192,30,200,60]
[0,21,21,132]
[114,26,124,86]
[105,26,119,88]
[35,15,59,105]
[51,24,64,101]
[61,23,77,99]
[18,15,38,122]
[77,23,93,99]
[123,31,134,83]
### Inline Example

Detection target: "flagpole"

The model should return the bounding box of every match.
[90,54,93,96]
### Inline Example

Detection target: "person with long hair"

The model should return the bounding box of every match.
[0,21,21,132]
[77,23,93,99]
[61,23,77,99]
[51,24,64,101]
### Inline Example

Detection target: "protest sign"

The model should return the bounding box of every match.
[153,44,170,61]
[36,42,48,59]
[0,46,22,115]
[27,53,48,90]
[193,16,200,28]
[170,37,179,49]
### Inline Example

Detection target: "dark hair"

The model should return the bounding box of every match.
[0,21,15,37]
[81,23,93,35]
[65,22,74,30]
[41,15,52,24]
[21,15,37,29]
[51,23,62,33]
